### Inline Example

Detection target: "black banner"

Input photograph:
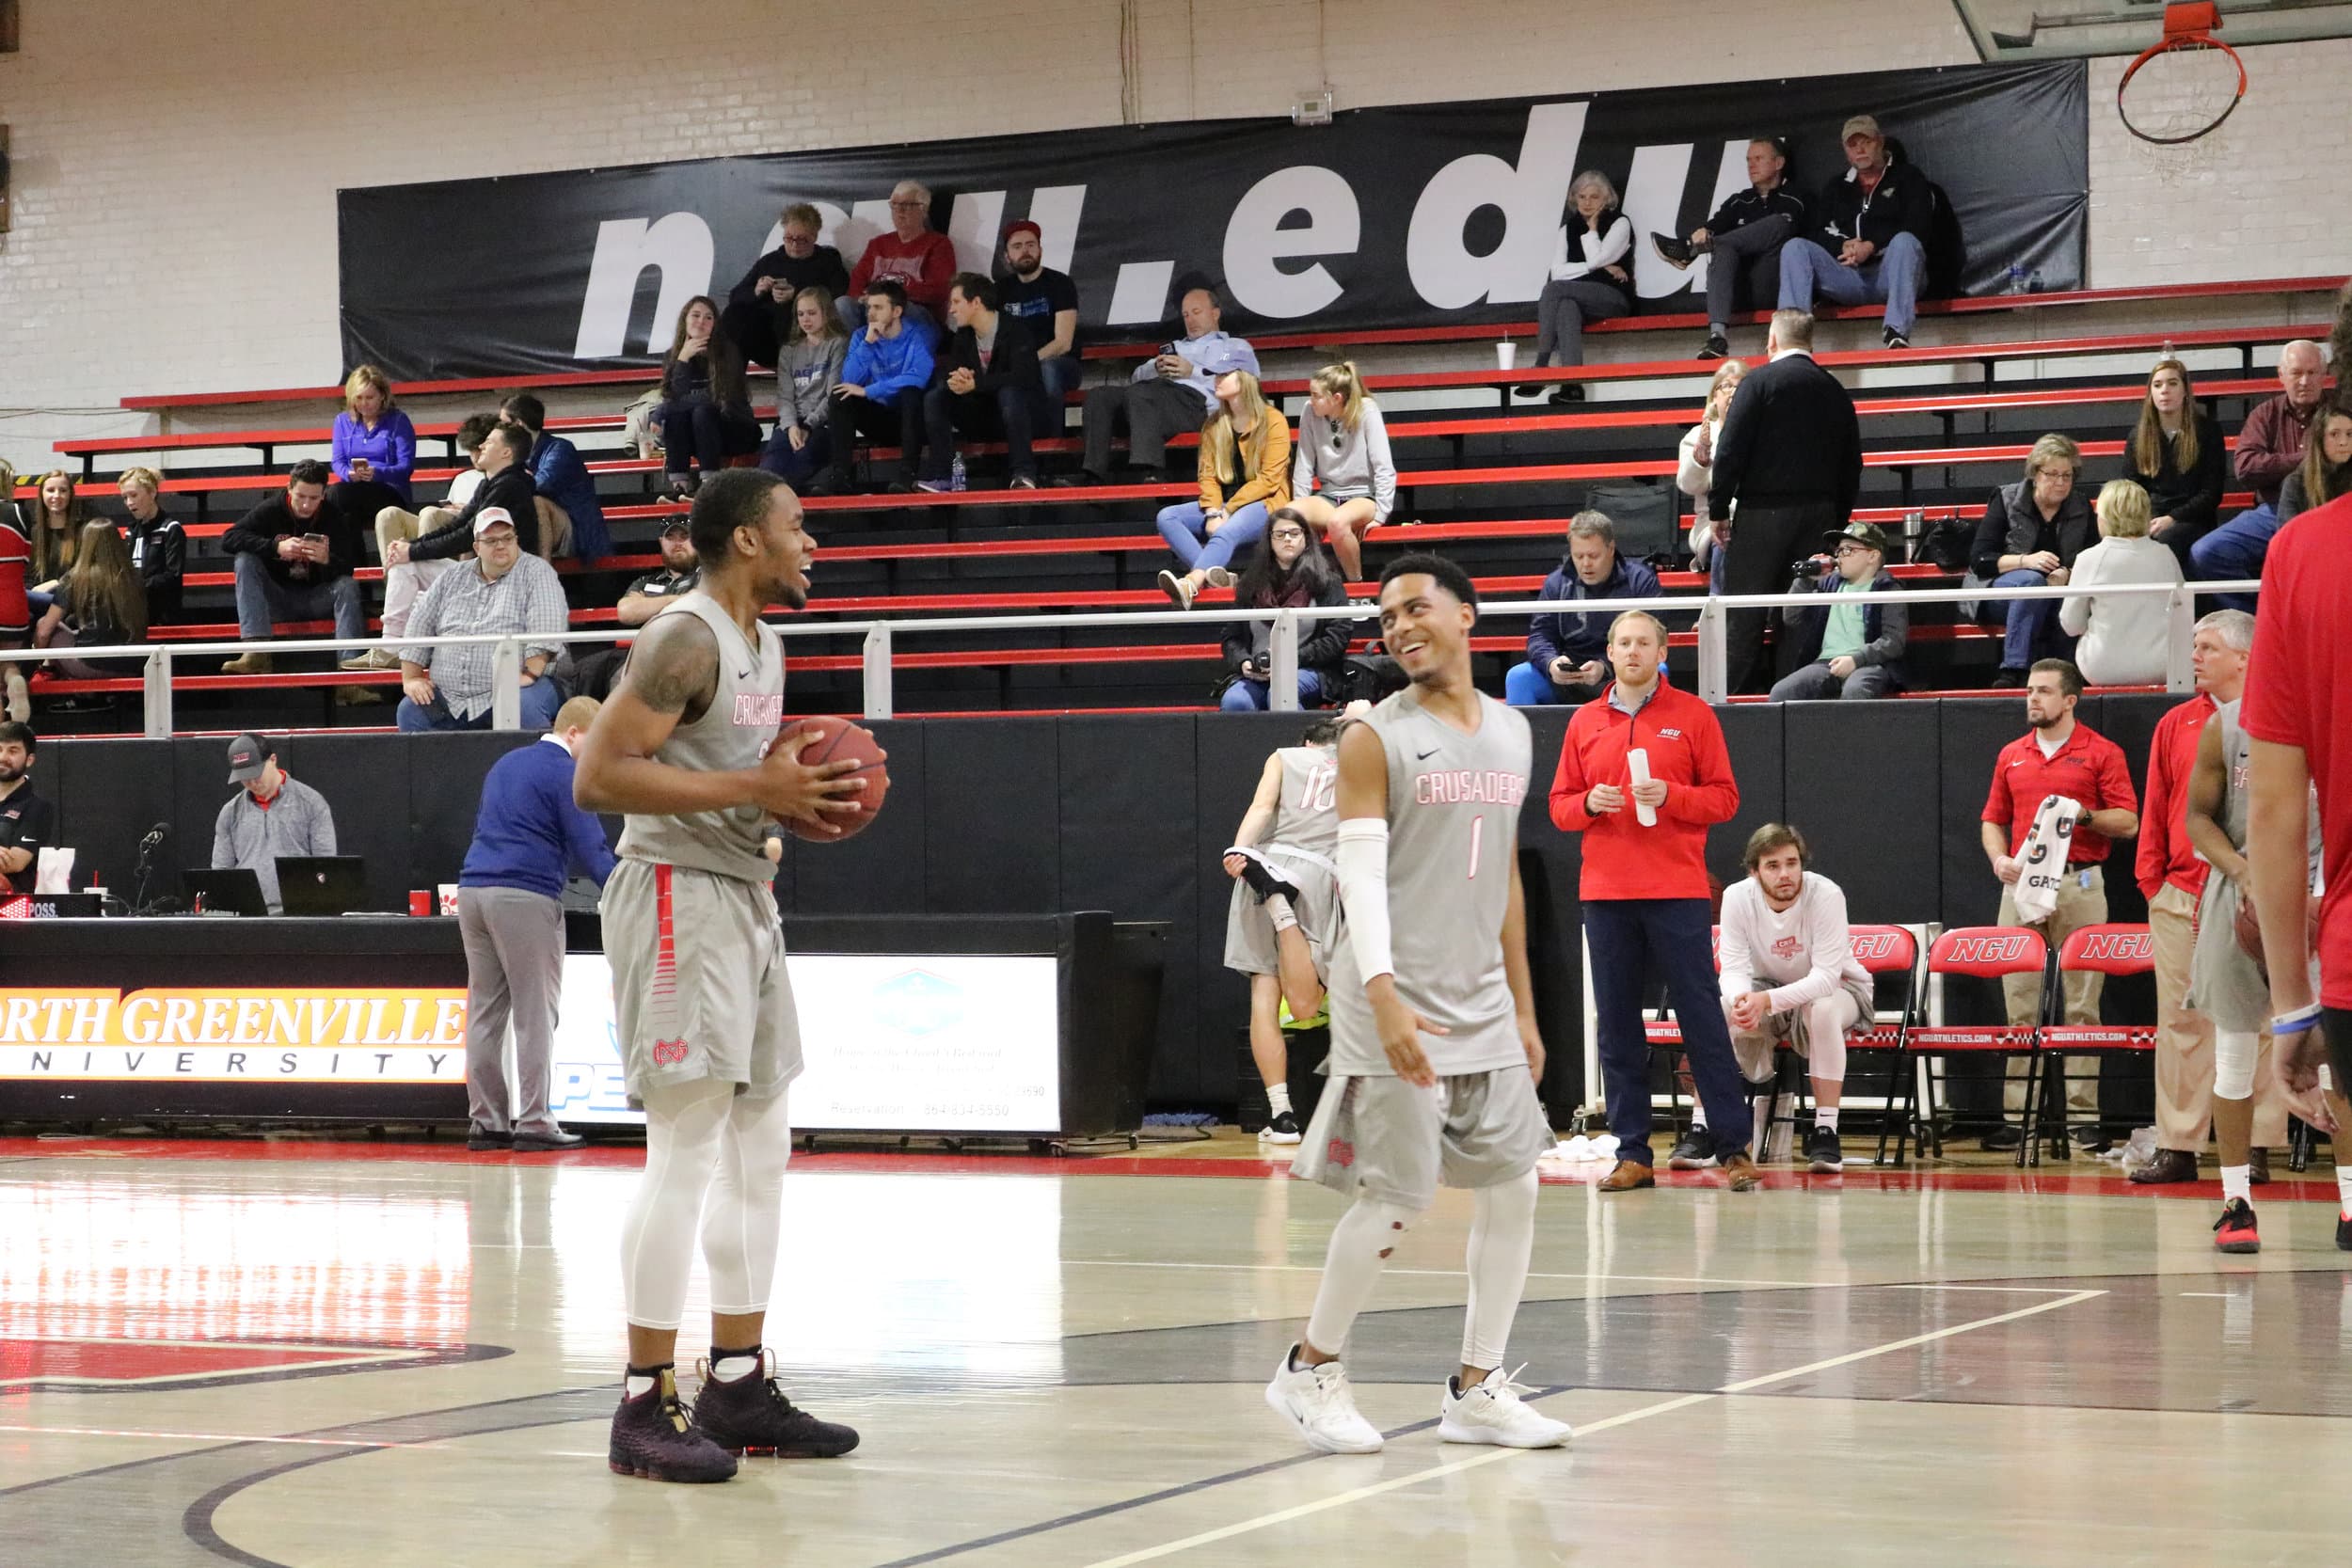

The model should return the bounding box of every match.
[339,62,2086,381]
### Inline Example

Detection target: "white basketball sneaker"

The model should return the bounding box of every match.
[1437,1365,1572,1449]
[1264,1346,1384,1454]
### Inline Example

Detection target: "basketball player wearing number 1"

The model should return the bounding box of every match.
[1268,553,1569,1455]
[574,467,869,1483]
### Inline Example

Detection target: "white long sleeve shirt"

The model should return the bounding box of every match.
[1549,215,1632,282]
[1717,874,1868,1013]
[2057,534,2181,688]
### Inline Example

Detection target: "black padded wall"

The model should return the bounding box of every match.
[34,693,2192,1113]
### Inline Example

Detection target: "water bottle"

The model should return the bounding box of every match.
[949,452,967,492]
[2006,263,2026,294]
[2027,268,2044,294]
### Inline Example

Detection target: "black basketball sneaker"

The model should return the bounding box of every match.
[609,1367,739,1482]
[691,1352,862,1458]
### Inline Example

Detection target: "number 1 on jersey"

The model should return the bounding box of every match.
[1466,813,1485,880]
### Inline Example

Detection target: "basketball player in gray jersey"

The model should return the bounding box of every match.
[1223,704,1368,1141]
[1267,554,1570,1455]
[575,468,867,1483]
[2185,695,2351,1253]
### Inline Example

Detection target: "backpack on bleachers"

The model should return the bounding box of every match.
[1887,137,1967,300]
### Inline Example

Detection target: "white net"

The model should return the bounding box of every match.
[2117,40,2246,145]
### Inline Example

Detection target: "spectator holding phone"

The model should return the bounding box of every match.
[330,365,417,533]
[219,460,369,687]
[722,202,850,368]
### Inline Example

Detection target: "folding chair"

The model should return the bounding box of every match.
[1904,926,2050,1168]
[1753,925,1923,1167]
[2037,923,2158,1162]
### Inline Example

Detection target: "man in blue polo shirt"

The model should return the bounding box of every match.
[459,694,619,1151]
[1504,512,1662,705]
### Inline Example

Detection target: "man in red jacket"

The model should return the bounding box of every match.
[1549,610,1756,1192]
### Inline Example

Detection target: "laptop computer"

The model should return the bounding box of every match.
[276,856,367,917]
[182,866,269,917]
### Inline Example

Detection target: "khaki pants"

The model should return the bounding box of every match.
[374,506,455,647]
[2149,880,2291,1151]
[534,497,574,559]
[1997,867,2105,1116]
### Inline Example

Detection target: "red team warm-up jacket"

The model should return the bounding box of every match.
[1549,679,1740,901]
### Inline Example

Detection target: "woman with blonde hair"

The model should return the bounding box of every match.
[1156,370,1292,608]
[758,285,850,491]
[116,466,187,626]
[1677,358,1747,591]
[1287,362,1394,580]
[2058,479,2184,687]
[330,364,418,532]
[2121,357,2225,574]
[35,521,148,680]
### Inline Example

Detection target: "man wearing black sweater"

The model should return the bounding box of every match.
[1652,137,1810,360]
[1708,309,1863,694]
[1777,116,1933,350]
[219,460,370,681]
[914,273,1043,491]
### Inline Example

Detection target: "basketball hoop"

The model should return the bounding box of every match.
[2117,2,2247,145]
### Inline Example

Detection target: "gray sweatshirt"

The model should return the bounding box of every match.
[1291,401,1397,523]
[778,336,847,432]
[212,776,338,912]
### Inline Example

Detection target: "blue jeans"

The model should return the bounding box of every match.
[1502,659,1602,706]
[757,420,834,487]
[1034,353,1082,437]
[1778,231,1926,336]
[2188,502,2279,614]
[1158,501,1271,573]
[1584,897,1756,1163]
[232,551,367,660]
[1219,669,1329,711]
[397,679,563,732]
[1991,567,2062,671]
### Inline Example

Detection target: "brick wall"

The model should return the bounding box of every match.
[0,0,2336,474]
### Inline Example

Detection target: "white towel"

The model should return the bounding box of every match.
[2012,793,2081,924]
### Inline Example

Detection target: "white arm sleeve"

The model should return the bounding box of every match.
[1717,885,1755,1002]
[1335,817,1393,983]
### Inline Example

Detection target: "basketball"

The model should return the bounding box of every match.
[2234,893,2321,976]
[783,715,889,841]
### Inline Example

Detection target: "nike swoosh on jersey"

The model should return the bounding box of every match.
[1416,747,1440,760]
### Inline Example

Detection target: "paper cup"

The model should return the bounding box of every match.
[1495,341,1518,371]
[410,890,433,917]
[437,883,460,916]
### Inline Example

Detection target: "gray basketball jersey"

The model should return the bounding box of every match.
[2212,698,2320,876]
[1327,689,1533,1077]
[615,591,786,885]
[1266,745,1341,863]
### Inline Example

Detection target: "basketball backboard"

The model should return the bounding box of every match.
[1952,0,2352,58]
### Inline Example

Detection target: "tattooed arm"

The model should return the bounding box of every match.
[572,612,869,832]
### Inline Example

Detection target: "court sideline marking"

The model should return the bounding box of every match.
[1071,1286,2106,1568]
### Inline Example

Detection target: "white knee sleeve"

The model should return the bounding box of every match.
[1463,1171,1539,1371]
[1805,995,1852,1084]
[620,1080,735,1331]
[1304,1197,1421,1356]
[700,1091,795,1315]
[2214,1029,2259,1101]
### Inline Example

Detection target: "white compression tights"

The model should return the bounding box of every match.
[1302,1171,1541,1371]
[620,1079,795,1331]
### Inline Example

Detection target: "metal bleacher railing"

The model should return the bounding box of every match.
[11,576,2255,736]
